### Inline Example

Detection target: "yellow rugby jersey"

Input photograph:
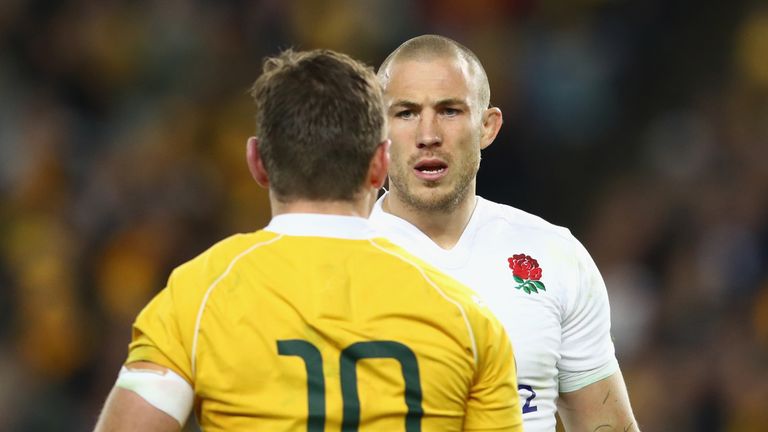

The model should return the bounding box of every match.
[127,214,522,431]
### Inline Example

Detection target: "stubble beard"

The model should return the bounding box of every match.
[389,150,480,214]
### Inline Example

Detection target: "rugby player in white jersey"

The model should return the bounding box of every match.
[370,34,640,432]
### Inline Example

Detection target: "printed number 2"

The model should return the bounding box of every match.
[278,339,424,432]
[518,384,538,414]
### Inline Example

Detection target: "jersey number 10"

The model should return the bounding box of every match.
[277,339,423,432]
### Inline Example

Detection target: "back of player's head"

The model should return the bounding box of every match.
[250,49,385,202]
[377,34,491,110]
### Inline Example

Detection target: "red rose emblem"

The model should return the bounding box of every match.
[530,267,542,280]
[507,254,546,294]
[508,254,541,280]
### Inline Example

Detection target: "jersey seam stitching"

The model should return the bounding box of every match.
[190,234,285,375]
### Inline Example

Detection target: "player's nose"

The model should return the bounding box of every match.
[416,112,441,148]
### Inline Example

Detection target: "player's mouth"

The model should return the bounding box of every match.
[413,158,448,181]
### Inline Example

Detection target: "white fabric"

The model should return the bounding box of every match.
[370,194,619,432]
[559,361,619,393]
[265,213,377,239]
[116,366,194,426]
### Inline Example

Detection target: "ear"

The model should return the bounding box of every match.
[479,107,503,150]
[367,139,391,190]
[246,136,270,188]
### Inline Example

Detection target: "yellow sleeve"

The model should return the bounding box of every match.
[123,232,269,385]
[126,269,194,384]
[463,308,523,431]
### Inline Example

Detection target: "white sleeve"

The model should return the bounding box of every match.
[557,238,619,393]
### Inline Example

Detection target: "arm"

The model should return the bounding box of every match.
[558,370,639,432]
[96,258,205,431]
[94,362,184,432]
[94,388,181,432]
[557,238,639,431]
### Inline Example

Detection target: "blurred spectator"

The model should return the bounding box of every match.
[0,1,765,431]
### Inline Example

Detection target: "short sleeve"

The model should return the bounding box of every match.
[557,239,619,392]
[126,274,194,384]
[464,308,524,431]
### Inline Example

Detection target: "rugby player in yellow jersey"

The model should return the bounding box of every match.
[93,48,523,432]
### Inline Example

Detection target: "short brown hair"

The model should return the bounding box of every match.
[250,49,385,202]
[377,35,491,109]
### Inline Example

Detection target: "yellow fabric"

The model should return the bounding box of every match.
[127,230,522,431]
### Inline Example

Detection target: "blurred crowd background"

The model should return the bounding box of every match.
[1,0,767,431]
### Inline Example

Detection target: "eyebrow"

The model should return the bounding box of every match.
[389,98,470,110]
[434,98,469,107]
[389,100,420,111]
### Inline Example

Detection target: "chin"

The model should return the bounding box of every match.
[391,176,462,211]
[408,190,461,212]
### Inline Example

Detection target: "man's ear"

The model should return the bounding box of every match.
[479,107,503,150]
[368,139,391,190]
[246,136,269,188]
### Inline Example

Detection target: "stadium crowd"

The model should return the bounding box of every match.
[0,1,766,430]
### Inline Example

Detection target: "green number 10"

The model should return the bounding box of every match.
[277,340,423,432]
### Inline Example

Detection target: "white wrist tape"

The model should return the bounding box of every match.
[115,366,194,426]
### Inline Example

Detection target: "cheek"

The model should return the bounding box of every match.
[451,126,480,152]
[387,125,410,149]
[386,134,409,159]
[387,143,409,169]
[454,132,483,169]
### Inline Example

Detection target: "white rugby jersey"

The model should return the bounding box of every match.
[370,194,619,432]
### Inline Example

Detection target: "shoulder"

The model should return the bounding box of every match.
[473,198,601,306]
[371,237,491,313]
[475,197,590,256]
[168,231,279,293]
[477,197,572,238]
[374,239,503,331]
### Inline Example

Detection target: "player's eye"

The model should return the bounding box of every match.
[395,110,415,120]
[442,107,461,117]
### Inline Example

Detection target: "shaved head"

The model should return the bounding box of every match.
[377,35,491,111]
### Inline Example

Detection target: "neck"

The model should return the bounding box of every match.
[383,189,477,250]
[269,190,377,219]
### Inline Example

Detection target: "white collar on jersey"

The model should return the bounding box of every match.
[265,213,378,240]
